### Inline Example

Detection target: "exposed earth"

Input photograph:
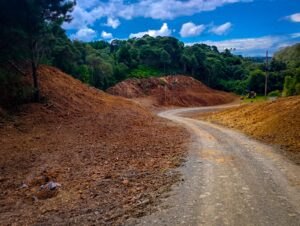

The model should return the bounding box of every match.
[131,105,300,226]
[0,66,189,225]
[107,76,236,109]
[192,96,300,164]
[1,67,300,225]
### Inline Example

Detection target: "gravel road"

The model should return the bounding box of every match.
[135,106,300,226]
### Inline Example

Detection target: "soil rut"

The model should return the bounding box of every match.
[133,106,300,226]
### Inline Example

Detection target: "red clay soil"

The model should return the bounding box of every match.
[0,66,189,225]
[107,76,236,108]
[194,96,300,164]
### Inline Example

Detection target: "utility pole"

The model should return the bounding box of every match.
[265,50,269,97]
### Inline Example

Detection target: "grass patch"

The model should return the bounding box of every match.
[242,96,268,104]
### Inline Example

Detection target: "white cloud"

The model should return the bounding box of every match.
[199,36,279,52]
[101,31,113,39]
[70,28,97,41]
[105,18,121,29]
[64,0,251,29]
[63,6,100,30]
[186,34,299,56]
[290,33,300,38]
[286,13,300,22]
[180,22,205,37]
[129,23,172,38]
[210,22,232,35]
[185,32,300,56]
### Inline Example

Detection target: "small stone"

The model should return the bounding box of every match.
[20,182,28,189]
[32,195,38,202]
[122,179,129,185]
[40,181,61,190]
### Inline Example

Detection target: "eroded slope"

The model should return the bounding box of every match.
[194,96,300,164]
[0,66,188,225]
[107,76,236,108]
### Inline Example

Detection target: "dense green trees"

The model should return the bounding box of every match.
[248,69,266,94]
[7,27,300,98]
[0,0,75,102]
[1,1,299,106]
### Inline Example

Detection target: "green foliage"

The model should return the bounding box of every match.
[283,75,300,97]
[242,96,267,103]
[268,90,281,97]
[114,63,129,82]
[295,83,300,95]
[0,68,33,107]
[128,65,161,78]
[0,0,75,102]
[248,69,266,94]
[219,79,248,94]
[2,1,300,108]
[283,76,294,97]
[274,43,300,68]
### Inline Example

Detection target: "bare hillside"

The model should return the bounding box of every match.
[107,76,236,108]
[0,66,188,225]
[194,96,300,164]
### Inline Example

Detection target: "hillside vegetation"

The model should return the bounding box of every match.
[1,0,300,109]
[0,66,188,225]
[274,43,300,67]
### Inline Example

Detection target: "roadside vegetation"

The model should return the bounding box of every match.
[1,1,299,109]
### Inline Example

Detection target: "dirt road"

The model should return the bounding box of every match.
[134,106,300,226]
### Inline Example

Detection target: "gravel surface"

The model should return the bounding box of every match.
[133,106,300,226]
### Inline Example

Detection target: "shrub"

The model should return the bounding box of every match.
[0,68,33,107]
[128,65,161,78]
[268,90,281,97]
[295,83,300,95]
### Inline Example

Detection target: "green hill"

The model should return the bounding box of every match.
[274,43,300,67]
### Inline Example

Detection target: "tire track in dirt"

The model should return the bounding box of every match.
[133,106,300,226]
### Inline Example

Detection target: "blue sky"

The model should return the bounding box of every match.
[63,0,300,56]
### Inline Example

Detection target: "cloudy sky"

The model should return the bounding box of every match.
[64,0,300,56]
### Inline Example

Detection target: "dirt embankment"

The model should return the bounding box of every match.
[193,96,300,164]
[107,76,236,109]
[0,66,188,225]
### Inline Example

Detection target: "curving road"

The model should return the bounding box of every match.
[136,106,300,226]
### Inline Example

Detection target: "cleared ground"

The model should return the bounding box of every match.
[107,75,236,109]
[193,96,300,164]
[132,106,300,226]
[0,66,189,225]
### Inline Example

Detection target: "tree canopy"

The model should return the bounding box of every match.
[1,2,299,106]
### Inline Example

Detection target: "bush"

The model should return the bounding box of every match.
[0,68,33,107]
[295,83,300,95]
[128,65,161,78]
[283,76,296,97]
[248,69,266,94]
[268,90,281,97]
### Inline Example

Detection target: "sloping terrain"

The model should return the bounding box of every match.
[107,76,236,108]
[0,66,188,225]
[193,96,300,164]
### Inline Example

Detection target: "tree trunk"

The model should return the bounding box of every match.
[31,62,40,102]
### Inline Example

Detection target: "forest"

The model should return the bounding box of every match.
[0,0,299,107]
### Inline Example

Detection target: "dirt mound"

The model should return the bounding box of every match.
[107,76,236,108]
[0,66,188,225]
[195,96,300,164]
